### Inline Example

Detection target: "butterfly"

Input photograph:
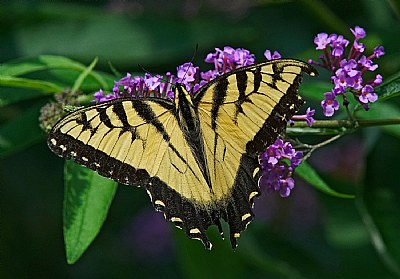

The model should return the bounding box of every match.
[48,59,317,249]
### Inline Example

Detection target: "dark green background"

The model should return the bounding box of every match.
[1,1,400,278]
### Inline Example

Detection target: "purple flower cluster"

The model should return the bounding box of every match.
[204,46,254,73]
[93,72,177,102]
[310,26,385,116]
[259,138,303,198]
[264,50,282,60]
[93,47,256,101]
[93,47,287,103]
[291,107,316,127]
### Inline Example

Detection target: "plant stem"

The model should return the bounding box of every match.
[297,134,343,161]
[291,118,400,129]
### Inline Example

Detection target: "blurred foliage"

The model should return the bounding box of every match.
[1,0,400,278]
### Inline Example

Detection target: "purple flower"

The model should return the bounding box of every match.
[158,72,175,98]
[332,45,345,57]
[304,107,316,127]
[93,89,116,102]
[262,137,284,165]
[348,72,363,90]
[264,50,282,61]
[222,46,236,64]
[373,74,383,85]
[93,89,105,102]
[234,48,255,66]
[176,62,198,84]
[200,70,218,82]
[116,72,133,87]
[332,69,347,93]
[291,107,316,127]
[203,46,255,75]
[340,59,359,77]
[330,35,349,57]
[144,73,162,91]
[330,35,350,49]
[205,52,218,63]
[373,46,385,58]
[359,85,378,103]
[111,73,147,99]
[359,56,378,71]
[353,40,365,53]
[279,177,295,198]
[321,92,339,117]
[350,26,366,39]
[314,33,330,50]
[259,138,303,198]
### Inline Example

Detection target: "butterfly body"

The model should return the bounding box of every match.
[48,59,317,249]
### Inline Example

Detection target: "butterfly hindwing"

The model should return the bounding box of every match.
[48,59,317,249]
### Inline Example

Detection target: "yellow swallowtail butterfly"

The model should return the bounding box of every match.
[48,59,317,249]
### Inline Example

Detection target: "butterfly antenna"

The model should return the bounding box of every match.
[180,44,199,86]
[138,64,152,75]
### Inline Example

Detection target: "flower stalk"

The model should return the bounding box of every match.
[290,118,400,129]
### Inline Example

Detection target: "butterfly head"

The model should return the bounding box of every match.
[173,82,194,109]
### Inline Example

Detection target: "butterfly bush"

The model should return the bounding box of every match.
[309,26,385,116]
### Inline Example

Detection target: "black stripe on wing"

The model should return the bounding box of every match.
[245,70,305,155]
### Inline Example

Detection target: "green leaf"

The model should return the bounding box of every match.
[63,161,117,264]
[356,102,400,138]
[358,135,400,276]
[0,62,48,76]
[296,161,354,198]
[0,56,114,107]
[0,55,87,76]
[375,71,400,101]
[0,55,108,89]
[38,55,108,89]
[71,57,99,94]
[0,76,63,93]
[0,87,48,108]
[0,101,46,158]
